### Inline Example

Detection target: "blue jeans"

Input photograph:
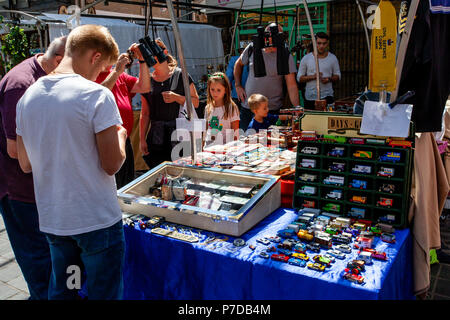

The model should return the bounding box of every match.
[0,196,51,300]
[45,220,125,300]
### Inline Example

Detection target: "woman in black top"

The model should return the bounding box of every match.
[139,39,199,169]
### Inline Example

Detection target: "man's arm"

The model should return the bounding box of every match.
[233,57,247,102]
[96,125,127,176]
[6,138,17,159]
[285,73,300,106]
[16,135,32,173]
[331,56,341,84]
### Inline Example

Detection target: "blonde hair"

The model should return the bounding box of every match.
[65,25,119,64]
[248,93,268,112]
[205,72,239,121]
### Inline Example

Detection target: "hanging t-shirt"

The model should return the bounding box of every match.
[95,70,137,137]
[204,104,240,147]
[16,74,123,236]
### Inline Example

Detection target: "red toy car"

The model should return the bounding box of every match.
[343,272,365,284]
[271,253,290,262]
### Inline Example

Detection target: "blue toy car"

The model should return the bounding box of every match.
[294,242,307,253]
[288,258,306,267]
[278,248,293,256]
[349,179,367,189]
[277,228,296,238]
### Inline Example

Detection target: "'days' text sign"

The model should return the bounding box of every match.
[328,117,361,131]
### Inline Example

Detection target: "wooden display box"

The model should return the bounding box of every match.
[293,112,414,228]
[117,163,281,236]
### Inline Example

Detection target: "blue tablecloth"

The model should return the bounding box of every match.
[122,208,414,300]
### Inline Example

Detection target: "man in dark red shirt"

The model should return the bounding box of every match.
[0,36,66,299]
[95,43,150,188]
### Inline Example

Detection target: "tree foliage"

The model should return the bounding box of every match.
[0,15,30,72]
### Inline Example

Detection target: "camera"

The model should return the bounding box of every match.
[137,36,168,68]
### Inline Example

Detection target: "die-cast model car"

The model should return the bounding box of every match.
[327,249,346,260]
[343,272,365,284]
[335,244,352,253]
[292,252,310,261]
[307,262,326,272]
[306,242,321,253]
[271,253,290,262]
[313,255,332,267]
[288,258,307,267]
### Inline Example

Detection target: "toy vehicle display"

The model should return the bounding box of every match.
[379,183,396,194]
[352,165,371,174]
[306,242,321,253]
[313,255,332,267]
[307,262,326,272]
[288,257,306,267]
[271,253,290,262]
[326,190,343,200]
[349,179,367,189]
[298,186,316,196]
[301,146,319,154]
[322,203,341,213]
[388,140,412,148]
[297,230,314,242]
[323,175,345,186]
[353,150,373,159]
[327,249,346,260]
[300,159,316,168]
[292,252,309,261]
[349,137,365,144]
[381,233,396,243]
[348,207,366,218]
[377,197,393,208]
[302,200,316,208]
[327,147,345,157]
[343,272,365,284]
[336,244,352,253]
[379,152,401,163]
[328,162,345,172]
[377,167,395,177]
[299,173,317,182]
[350,195,367,204]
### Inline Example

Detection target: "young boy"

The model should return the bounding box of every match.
[246,93,291,132]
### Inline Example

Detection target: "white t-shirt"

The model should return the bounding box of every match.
[297,52,341,100]
[16,74,123,236]
[204,104,240,147]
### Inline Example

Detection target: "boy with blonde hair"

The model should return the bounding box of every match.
[16,25,127,300]
[247,93,291,132]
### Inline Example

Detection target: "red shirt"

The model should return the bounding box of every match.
[95,71,138,137]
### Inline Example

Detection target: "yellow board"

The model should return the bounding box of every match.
[368,0,397,92]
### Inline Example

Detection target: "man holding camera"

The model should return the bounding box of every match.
[297,32,341,110]
[234,22,300,131]
[95,43,150,189]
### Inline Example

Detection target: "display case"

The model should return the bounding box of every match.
[117,162,281,236]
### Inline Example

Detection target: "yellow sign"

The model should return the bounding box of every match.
[369,0,397,92]
[328,117,362,131]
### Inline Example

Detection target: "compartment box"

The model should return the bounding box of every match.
[117,163,281,236]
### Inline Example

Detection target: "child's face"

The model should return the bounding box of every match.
[209,81,226,103]
[254,102,269,118]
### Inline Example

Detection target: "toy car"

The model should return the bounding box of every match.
[288,257,306,267]
[357,251,373,265]
[271,253,290,262]
[306,242,321,253]
[301,146,319,154]
[277,228,296,239]
[353,150,373,159]
[307,262,326,272]
[322,203,341,213]
[377,167,395,177]
[323,175,345,186]
[336,244,352,253]
[343,272,365,284]
[314,235,333,249]
[292,252,310,261]
[388,140,412,148]
[327,249,346,260]
[370,226,382,236]
[278,239,295,250]
[349,179,367,189]
[303,200,316,208]
[366,138,385,145]
[325,227,339,236]
[256,237,271,245]
[361,248,388,260]
[350,195,367,204]
[313,255,332,267]
[352,165,371,174]
[377,197,393,208]
[378,214,396,224]
[298,185,316,196]
[299,173,317,182]
[332,234,351,244]
[348,207,366,219]
[327,147,345,157]
[267,236,281,243]
[381,233,396,243]
[323,253,336,263]
[297,230,314,242]
[379,183,396,194]
[379,152,401,163]
[145,215,165,229]
[326,190,343,200]
[259,251,269,259]
[349,138,365,144]
[300,159,316,168]
[294,243,307,253]
[277,248,292,256]
[346,260,366,274]
[329,162,345,172]
[300,131,317,141]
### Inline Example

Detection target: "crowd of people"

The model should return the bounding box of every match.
[0,22,340,300]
